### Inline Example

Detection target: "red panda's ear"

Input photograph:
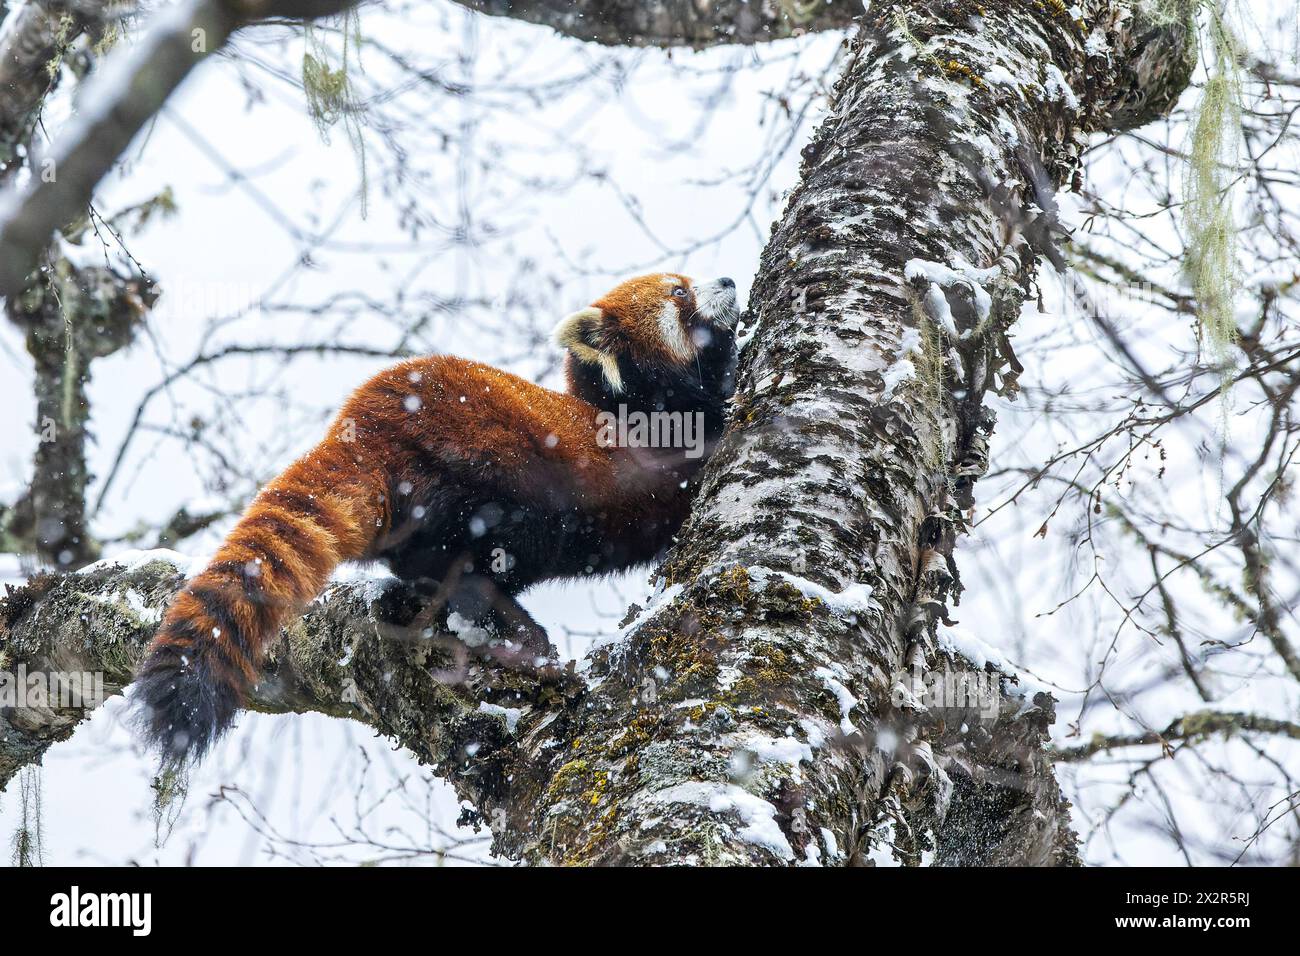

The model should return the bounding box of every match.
[554,306,623,393]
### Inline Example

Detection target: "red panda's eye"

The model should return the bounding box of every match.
[672,287,687,298]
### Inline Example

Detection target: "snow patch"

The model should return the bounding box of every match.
[447,611,491,648]
[746,566,875,616]
[1042,64,1080,109]
[820,827,842,863]
[982,63,1029,94]
[813,665,860,736]
[904,256,999,335]
[649,782,793,861]
[936,624,1052,704]
[996,116,1020,147]
[881,358,917,400]
[478,702,523,734]
[617,580,685,638]
[122,589,162,625]
[799,718,828,749]
[329,562,400,602]
[743,733,813,769]
[77,548,207,577]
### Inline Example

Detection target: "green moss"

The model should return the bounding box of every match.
[1178,711,1218,737]
[647,624,720,692]
[45,15,76,80]
[715,565,753,603]
[302,11,369,217]
[546,758,591,799]
[92,22,122,58]
[608,712,662,758]
[1183,5,1242,382]
[778,0,825,26]
[540,755,627,864]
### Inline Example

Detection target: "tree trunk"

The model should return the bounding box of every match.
[4,260,154,568]
[484,0,1196,866]
[0,0,1197,866]
[0,2,157,566]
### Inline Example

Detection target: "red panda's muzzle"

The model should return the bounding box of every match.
[692,277,739,330]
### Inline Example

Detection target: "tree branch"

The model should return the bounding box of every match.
[447,0,860,48]
[0,552,1066,866]
[0,0,102,183]
[0,554,569,814]
[1051,711,1300,762]
[3,257,155,567]
[0,0,361,298]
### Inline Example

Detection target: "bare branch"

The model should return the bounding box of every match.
[1052,712,1300,762]
[447,0,860,48]
[0,0,362,298]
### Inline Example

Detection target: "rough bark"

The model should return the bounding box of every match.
[0,3,149,566]
[448,0,861,48]
[0,1,106,184]
[0,0,1197,866]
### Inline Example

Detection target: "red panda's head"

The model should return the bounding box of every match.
[554,273,738,399]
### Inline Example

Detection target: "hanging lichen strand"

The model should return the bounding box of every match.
[10,766,45,867]
[302,9,369,217]
[151,762,188,848]
[1183,1,1243,375]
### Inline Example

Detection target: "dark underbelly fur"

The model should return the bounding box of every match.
[375,482,687,653]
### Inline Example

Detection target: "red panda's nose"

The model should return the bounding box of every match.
[694,277,740,330]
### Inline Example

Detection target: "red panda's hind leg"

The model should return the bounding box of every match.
[445,573,552,663]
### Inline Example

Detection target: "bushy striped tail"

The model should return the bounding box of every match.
[133,455,385,762]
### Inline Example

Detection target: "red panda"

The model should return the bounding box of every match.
[134,273,739,761]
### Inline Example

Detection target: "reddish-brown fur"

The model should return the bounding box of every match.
[134,273,738,761]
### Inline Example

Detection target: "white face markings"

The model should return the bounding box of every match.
[559,274,736,382]
[693,278,740,329]
[658,297,694,361]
